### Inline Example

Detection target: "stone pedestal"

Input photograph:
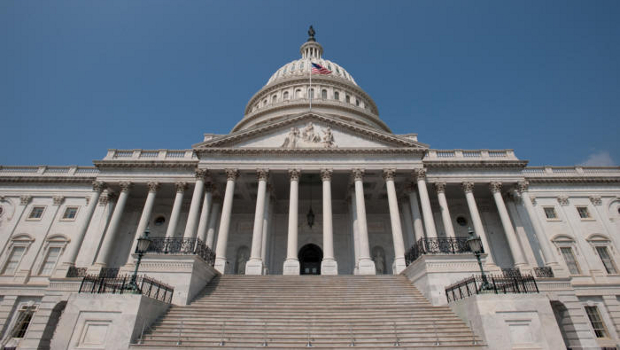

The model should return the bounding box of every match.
[245,259,264,275]
[321,259,338,275]
[357,259,376,275]
[214,257,227,274]
[392,256,407,275]
[283,259,300,275]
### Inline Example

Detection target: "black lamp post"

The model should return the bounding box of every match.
[129,227,153,292]
[466,227,490,290]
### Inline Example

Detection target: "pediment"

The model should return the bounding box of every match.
[193,113,428,150]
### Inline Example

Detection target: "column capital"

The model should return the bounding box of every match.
[382,169,396,181]
[516,181,529,193]
[489,181,502,194]
[98,190,116,206]
[557,195,569,206]
[352,168,364,181]
[225,169,239,181]
[119,181,132,192]
[434,182,446,193]
[147,181,160,193]
[256,169,269,181]
[195,168,210,181]
[589,195,602,206]
[20,195,32,205]
[174,182,188,193]
[412,168,426,181]
[461,181,475,193]
[53,196,65,206]
[288,169,301,181]
[320,169,333,181]
[92,181,106,193]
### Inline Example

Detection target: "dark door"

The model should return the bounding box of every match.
[298,244,323,275]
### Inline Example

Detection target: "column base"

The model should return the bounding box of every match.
[214,257,228,274]
[392,256,407,275]
[282,259,300,275]
[245,259,264,275]
[357,258,376,275]
[321,259,338,275]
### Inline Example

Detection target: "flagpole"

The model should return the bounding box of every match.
[309,59,312,111]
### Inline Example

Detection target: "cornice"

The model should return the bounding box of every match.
[195,147,426,155]
[423,160,529,169]
[0,177,95,184]
[195,113,427,150]
[527,177,620,184]
[93,160,198,169]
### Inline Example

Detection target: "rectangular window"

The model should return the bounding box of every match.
[11,306,36,338]
[596,246,617,274]
[62,207,78,220]
[544,207,557,219]
[560,247,581,275]
[39,247,62,275]
[585,305,608,338]
[28,207,45,219]
[3,246,26,275]
[577,206,591,219]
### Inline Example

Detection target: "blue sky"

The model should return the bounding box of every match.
[1,1,618,167]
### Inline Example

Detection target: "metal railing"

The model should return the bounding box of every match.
[66,266,88,278]
[405,237,474,265]
[534,266,554,278]
[79,274,174,303]
[145,237,216,266]
[445,274,539,303]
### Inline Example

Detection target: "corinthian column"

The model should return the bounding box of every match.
[321,169,338,275]
[196,183,214,243]
[353,169,376,275]
[490,182,527,267]
[125,181,159,265]
[62,181,105,268]
[183,169,209,239]
[462,181,495,266]
[435,182,456,238]
[246,169,268,275]
[96,181,131,266]
[405,183,425,241]
[205,194,221,248]
[384,169,406,274]
[165,182,187,238]
[214,169,238,274]
[283,169,301,275]
[260,186,273,274]
[516,181,558,268]
[413,169,437,238]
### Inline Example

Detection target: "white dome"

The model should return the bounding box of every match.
[266,58,357,86]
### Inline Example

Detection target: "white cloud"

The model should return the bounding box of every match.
[579,151,616,167]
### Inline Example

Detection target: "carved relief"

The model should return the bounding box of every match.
[281,122,336,149]
[557,196,569,206]
[589,196,602,206]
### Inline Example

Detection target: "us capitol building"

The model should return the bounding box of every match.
[0,29,619,349]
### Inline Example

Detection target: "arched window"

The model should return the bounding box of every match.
[321,89,327,99]
[345,95,351,103]
[291,63,295,71]
[272,95,277,103]
[283,91,289,100]
[295,89,302,99]
[334,91,340,100]
[355,98,360,106]
[263,99,267,106]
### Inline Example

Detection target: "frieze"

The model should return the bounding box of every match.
[281,122,336,149]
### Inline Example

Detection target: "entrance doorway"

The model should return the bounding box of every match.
[299,244,323,275]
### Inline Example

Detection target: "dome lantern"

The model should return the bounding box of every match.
[300,25,323,60]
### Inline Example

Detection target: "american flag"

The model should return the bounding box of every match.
[311,63,332,75]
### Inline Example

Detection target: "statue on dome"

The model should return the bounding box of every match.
[308,25,316,42]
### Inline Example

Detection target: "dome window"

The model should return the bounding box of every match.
[272,95,277,103]
[321,89,327,99]
[291,63,296,71]
[356,99,360,107]
[336,67,340,74]
[334,91,340,100]
[263,99,267,106]
[295,89,302,99]
[283,91,289,100]
[345,95,350,103]
[300,62,304,69]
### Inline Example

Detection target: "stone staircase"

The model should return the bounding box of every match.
[132,275,484,349]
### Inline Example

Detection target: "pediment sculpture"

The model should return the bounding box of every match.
[281,122,336,149]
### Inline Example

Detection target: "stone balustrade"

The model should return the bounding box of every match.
[0,165,98,176]
[103,149,197,161]
[425,149,518,160]
[522,166,620,177]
